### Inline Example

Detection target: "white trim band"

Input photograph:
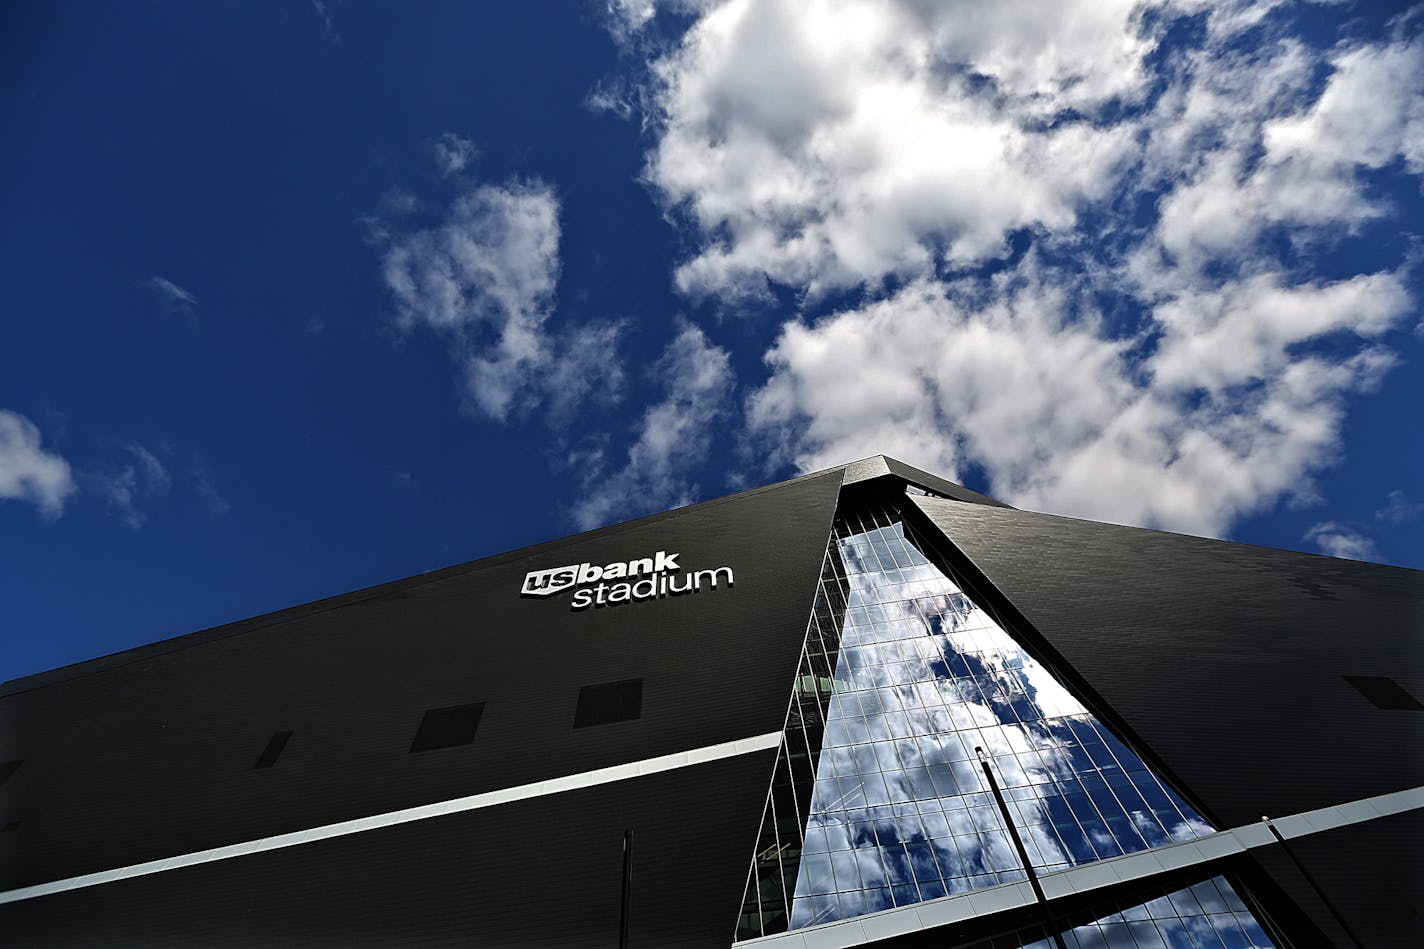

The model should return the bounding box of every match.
[733,784,1424,948]
[0,730,784,906]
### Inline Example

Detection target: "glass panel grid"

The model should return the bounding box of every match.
[735,543,849,940]
[737,499,1225,940]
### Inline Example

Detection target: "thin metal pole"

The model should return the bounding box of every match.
[620,828,633,949]
[978,747,1069,949]
[1261,816,1365,949]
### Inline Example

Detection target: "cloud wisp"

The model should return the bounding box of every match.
[1376,489,1424,525]
[146,275,199,317]
[431,132,478,178]
[93,443,173,531]
[616,0,1423,538]
[375,145,624,426]
[572,322,734,530]
[190,465,231,518]
[369,137,734,529]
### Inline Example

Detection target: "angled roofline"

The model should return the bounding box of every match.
[2,455,1001,696]
[831,454,1011,508]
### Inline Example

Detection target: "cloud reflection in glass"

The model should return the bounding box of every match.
[787,503,1213,930]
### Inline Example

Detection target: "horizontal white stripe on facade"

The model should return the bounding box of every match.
[0,730,784,906]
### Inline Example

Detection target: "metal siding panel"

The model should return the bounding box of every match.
[0,750,778,948]
[0,471,840,891]
[1249,809,1424,949]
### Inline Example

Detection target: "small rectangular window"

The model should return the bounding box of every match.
[574,679,643,728]
[1343,675,1424,711]
[410,703,484,752]
[252,731,294,769]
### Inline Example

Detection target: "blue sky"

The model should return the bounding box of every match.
[3,0,1422,680]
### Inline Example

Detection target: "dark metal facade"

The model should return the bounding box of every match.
[0,470,841,945]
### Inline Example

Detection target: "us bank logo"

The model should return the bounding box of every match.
[521,549,733,610]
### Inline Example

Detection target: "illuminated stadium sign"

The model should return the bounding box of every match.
[521,550,734,610]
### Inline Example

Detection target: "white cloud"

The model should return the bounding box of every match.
[645,0,1153,299]
[95,443,172,530]
[749,268,1131,487]
[383,181,558,340]
[572,323,733,529]
[628,0,1424,537]
[1147,271,1409,396]
[1265,35,1424,177]
[0,410,75,518]
[1146,32,1424,275]
[379,177,623,422]
[1304,521,1381,562]
[749,261,1402,536]
[643,1,1423,299]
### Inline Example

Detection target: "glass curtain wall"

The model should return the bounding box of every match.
[736,499,1277,946]
[736,539,850,938]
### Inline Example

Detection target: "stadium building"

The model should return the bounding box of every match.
[1,456,1420,947]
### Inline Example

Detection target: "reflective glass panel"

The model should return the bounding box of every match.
[737,500,1220,939]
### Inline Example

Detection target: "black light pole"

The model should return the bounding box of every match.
[620,828,633,949]
[977,747,1069,949]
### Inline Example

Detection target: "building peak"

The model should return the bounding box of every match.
[831,453,1010,508]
